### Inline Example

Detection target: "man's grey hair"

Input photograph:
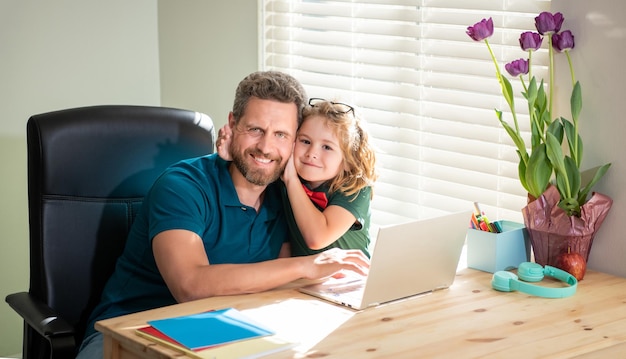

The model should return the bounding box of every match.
[232,71,307,126]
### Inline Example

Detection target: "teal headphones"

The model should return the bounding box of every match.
[491,262,578,298]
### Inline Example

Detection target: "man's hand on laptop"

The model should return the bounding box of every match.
[302,248,370,280]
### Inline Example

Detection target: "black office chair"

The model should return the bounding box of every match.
[5,105,215,359]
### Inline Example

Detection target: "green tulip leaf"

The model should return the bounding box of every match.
[536,81,548,119]
[562,117,574,137]
[517,155,529,193]
[500,75,515,110]
[571,81,582,123]
[530,119,542,148]
[526,77,538,107]
[545,132,571,198]
[545,133,565,174]
[547,119,564,143]
[540,107,551,127]
[561,118,583,167]
[558,196,581,217]
[564,156,581,198]
[525,144,551,198]
[496,110,527,157]
[554,171,568,200]
[579,163,611,204]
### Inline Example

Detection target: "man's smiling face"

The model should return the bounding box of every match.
[229,96,298,186]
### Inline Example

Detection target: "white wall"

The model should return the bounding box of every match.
[158,0,258,130]
[0,1,162,136]
[552,0,626,277]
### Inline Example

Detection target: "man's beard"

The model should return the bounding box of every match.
[231,147,284,186]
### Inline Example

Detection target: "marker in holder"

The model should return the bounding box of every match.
[467,220,531,273]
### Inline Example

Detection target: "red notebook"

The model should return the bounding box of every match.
[137,325,215,351]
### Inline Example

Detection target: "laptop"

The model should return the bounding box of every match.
[299,210,472,310]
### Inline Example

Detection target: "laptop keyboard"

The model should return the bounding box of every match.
[325,279,365,297]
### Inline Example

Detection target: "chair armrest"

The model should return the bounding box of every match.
[6,292,74,337]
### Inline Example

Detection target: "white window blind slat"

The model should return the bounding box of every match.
[421,0,548,13]
[262,0,551,223]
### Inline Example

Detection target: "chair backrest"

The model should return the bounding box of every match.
[25,105,215,354]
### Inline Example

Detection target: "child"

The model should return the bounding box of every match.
[218,97,377,257]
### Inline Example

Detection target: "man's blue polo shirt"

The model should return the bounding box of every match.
[83,154,288,338]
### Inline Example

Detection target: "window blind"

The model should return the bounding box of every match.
[261,0,552,225]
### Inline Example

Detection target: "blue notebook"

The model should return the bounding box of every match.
[147,308,275,350]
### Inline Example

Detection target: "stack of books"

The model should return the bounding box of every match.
[136,307,296,359]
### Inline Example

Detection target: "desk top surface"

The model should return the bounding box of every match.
[96,268,626,358]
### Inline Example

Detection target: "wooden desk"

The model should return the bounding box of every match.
[96,268,626,358]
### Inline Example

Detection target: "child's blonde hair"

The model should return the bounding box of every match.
[302,100,378,198]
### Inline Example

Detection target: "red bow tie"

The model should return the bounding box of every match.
[302,184,329,209]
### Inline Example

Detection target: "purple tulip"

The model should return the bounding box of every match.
[519,32,543,51]
[535,12,565,35]
[505,58,529,77]
[552,30,575,52]
[467,18,494,41]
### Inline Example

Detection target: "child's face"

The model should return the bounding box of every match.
[293,115,345,188]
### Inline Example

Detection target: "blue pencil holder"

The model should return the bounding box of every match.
[466,220,531,273]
